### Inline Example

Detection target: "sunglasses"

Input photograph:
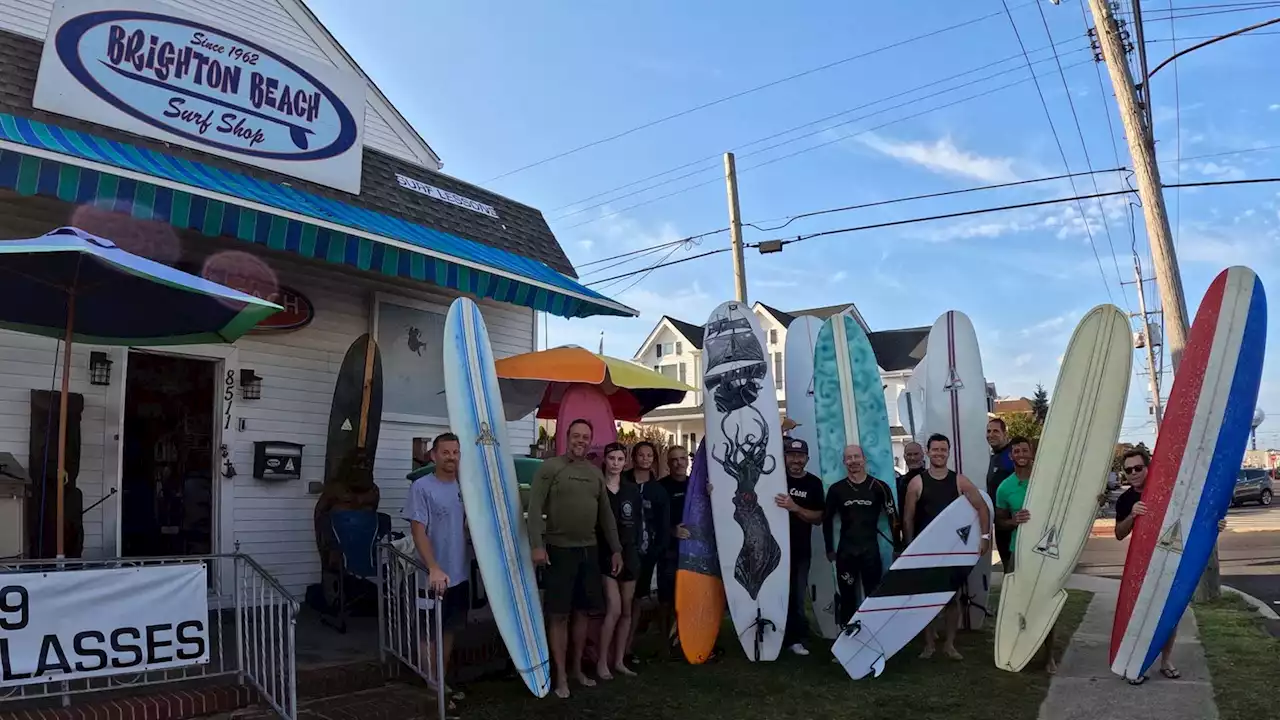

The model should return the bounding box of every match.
[1123,464,1146,474]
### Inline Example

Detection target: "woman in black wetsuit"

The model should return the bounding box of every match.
[596,443,640,679]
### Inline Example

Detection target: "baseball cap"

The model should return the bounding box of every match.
[784,438,809,455]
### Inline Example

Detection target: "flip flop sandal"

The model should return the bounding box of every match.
[1128,675,1148,686]
[1160,667,1181,680]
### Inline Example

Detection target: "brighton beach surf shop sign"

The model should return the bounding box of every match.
[33,0,367,194]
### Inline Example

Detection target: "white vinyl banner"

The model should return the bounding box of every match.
[0,564,210,687]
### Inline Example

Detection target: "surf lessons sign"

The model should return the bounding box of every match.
[0,564,209,686]
[33,0,366,194]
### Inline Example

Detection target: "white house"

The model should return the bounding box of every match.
[631,302,932,472]
[0,0,634,601]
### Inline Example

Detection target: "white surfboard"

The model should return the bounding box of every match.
[897,355,927,441]
[442,298,551,697]
[703,301,791,661]
[922,310,993,629]
[784,315,838,640]
[994,304,1131,672]
[833,494,991,679]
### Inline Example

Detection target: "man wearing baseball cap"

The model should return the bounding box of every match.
[774,437,825,656]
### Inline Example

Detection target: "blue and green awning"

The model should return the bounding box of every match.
[0,113,636,319]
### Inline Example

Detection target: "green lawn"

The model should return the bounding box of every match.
[1195,594,1280,720]
[459,590,1092,720]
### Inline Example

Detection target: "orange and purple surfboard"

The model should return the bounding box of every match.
[676,441,724,664]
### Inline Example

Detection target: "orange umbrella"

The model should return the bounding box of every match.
[495,346,694,421]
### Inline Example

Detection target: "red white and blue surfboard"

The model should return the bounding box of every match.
[1110,266,1266,681]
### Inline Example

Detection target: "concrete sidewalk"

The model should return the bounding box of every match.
[1037,575,1219,720]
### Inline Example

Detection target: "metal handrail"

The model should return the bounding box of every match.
[377,541,448,720]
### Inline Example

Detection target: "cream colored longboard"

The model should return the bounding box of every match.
[993,304,1132,672]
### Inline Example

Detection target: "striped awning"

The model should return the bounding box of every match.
[0,114,635,319]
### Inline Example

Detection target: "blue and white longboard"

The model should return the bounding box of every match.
[443,298,551,697]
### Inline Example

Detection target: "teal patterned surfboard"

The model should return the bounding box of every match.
[813,314,896,580]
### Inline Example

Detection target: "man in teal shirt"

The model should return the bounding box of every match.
[994,436,1057,674]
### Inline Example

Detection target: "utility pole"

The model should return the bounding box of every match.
[1080,0,1213,599]
[1085,0,1190,373]
[1131,257,1164,433]
[723,152,748,303]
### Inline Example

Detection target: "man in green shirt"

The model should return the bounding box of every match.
[993,435,1057,674]
[528,419,623,699]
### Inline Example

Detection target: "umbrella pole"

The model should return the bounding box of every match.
[55,293,75,560]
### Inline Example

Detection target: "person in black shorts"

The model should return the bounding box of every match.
[901,433,991,661]
[596,443,640,679]
[774,437,825,657]
[623,441,669,663]
[824,444,900,628]
[1113,448,1227,684]
[527,420,623,699]
[657,445,692,654]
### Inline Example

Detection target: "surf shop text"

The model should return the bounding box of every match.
[0,584,206,682]
[104,26,324,146]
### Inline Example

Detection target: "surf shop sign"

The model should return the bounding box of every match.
[33,0,366,193]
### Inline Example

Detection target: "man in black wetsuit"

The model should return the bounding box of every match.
[775,438,824,656]
[824,444,900,628]
[657,446,691,653]
[985,418,1015,569]
[902,433,991,661]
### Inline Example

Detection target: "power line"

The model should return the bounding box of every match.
[595,242,686,295]
[1166,0,1185,254]
[576,226,727,272]
[744,166,1128,231]
[549,35,1087,217]
[1145,29,1280,41]
[1001,0,1115,303]
[562,55,1096,231]
[1038,0,1131,309]
[583,175,1280,288]
[554,43,1091,224]
[482,1,1041,184]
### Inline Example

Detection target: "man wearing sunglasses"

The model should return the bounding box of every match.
[1114,448,1227,684]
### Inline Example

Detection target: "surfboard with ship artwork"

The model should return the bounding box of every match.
[702,301,790,662]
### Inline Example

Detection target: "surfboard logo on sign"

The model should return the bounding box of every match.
[50,9,359,162]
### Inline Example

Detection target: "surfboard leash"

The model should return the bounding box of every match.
[740,608,778,662]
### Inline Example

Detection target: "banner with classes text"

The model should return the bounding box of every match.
[0,564,210,687]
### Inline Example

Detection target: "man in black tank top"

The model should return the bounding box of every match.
[823,445,900,627]
[901,433,992,661]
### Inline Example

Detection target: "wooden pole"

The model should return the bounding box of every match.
[723,152,747,304]
[55,292,74,560]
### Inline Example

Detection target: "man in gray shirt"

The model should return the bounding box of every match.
[403,432,469,703]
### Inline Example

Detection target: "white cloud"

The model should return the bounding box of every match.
[857,132,1021,183]
[830,270,848,283]
[1269,104,1280,111]
[1013,353,1033,368]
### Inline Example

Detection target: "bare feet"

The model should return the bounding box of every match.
[943,646,963,660]
[596,664,614,681]
[574,673,597,688]
[1046,657,1058,675]
[613,662,637,677]
[553,685,570,699]
[919,646,935,659]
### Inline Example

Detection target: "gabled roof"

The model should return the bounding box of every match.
[789,303,855,320]
[866,326,930,372]
[666,317,706,349]
[755,303,796,328]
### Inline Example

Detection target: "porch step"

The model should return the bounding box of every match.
[0,685,257,720]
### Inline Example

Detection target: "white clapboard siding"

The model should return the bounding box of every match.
[0,0,427,167]
[0,249,537,598]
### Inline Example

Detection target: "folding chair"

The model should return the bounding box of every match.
[323,509,388,633]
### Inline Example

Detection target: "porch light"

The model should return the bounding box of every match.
[89,352,112,386]
[240,369,263,400]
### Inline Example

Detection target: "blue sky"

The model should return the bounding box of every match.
[307,0,1280,448]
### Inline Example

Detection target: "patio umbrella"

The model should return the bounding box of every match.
[0,227,281,558]
[495,345,695,422]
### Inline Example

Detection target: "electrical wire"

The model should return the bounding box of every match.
[1167,0,1185,253]
[562,55,1096,231]
[549,35,1087,217]
[482,1,1043,184]
[576,226,727,270]
[555,44,1092,224]
[1039,0,1131,309]
[1001,0,1115,303]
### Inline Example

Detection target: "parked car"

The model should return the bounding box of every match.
[1232,468,1274,507]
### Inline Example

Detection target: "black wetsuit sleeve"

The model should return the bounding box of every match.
[1115,488,1140,523]
[823,484,840,556]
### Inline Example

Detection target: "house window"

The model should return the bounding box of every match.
[689,432,698,449]
[658,364,679,379]
[678,363,687,383]
[774,352,783,389]
[770,329,778,345]
[676,341,683,355]
[656,343,664,358]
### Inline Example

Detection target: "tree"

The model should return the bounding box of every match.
[626,423,672,464]
[1001,412,1043,444]
[1111,441,1152,473]
[1031,384,1050,425]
